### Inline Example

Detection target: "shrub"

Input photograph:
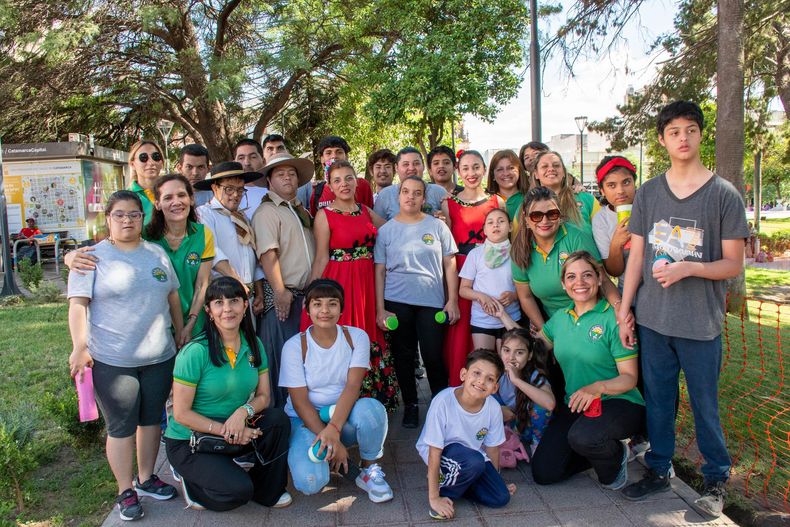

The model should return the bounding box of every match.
[762,231,790,255]
[0,406,38,512]
[43,390,104,448]
[16,258,43,291]
[30,282,63,303]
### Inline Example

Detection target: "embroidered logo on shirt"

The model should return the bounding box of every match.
[558,251,569,265]
[589,324,604,341]
[422,233,435,245]
[476,427,489,441]
[186,251,201,266]
[151,267,168,282]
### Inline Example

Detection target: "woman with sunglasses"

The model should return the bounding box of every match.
[146,174,217,346]
[511,187,624,331]
[165,276,291,511]
[128,140,165,224]
[68,191,184,521]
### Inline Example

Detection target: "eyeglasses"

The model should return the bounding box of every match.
[138,152,163,163]
[528,209,561,222]
[218,185,247,197]
[110,211,144,222]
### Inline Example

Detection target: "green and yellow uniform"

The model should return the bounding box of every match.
[165,336,269,441]
[506,193,524,222]
[129,181,156,225]
[576,191,601,232]
[511,223,601,318]
[147,221,215,334]
[541,298,643,407]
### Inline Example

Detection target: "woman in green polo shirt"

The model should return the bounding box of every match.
[127,140,165,224]
[165,276,291,511]
[531,251,644,490]
[532,151,599,231]
[510,187,624,330]
[145,174,216,346]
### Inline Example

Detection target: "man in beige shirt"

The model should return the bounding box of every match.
[252,152,316,407]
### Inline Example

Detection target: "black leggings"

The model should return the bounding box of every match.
[385,300,447,406]
[531,398,644,486]
[165,409,291,511]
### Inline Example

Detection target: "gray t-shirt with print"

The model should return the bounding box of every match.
[374,215,457,308]
[629,174,748,340]
[67,240,180,367]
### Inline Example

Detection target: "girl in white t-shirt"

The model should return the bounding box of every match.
[279,279,393,503]
[459,208,521,350]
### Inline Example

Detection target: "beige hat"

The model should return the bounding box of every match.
[261,153,315,187]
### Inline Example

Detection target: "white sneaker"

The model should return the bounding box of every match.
[180,478,205,510]
[356,463,394,503]
[273,491,293,508]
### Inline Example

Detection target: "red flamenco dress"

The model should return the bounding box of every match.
[444,194,501,386]
[300,205,399,411]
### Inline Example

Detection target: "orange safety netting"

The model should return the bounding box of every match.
[674,297,788,513]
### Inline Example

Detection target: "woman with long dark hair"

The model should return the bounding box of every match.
[165,277,291,511]
[487,150,529,221]
[145,173,216,346]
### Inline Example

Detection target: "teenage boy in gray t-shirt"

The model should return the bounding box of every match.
[617,101,748,518]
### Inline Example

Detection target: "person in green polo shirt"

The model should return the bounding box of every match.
[145,174,220,346]
[531,251,643,491]
[165,277,291,511]
[127,140,165,224]
[510,187,625,330]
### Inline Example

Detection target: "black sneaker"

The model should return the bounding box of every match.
[622,468,671,501]
[134,474,178,500]
[693,481,726,518]
[116,488,144,521]
[402,404,419,428]
[233,451,257,470]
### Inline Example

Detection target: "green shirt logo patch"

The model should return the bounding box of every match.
[422,233,435,245]
[186,251,201,266]
[476,427,489,441]
[152,267,168,282]
[588,324,604,341]
[558,251,569,265]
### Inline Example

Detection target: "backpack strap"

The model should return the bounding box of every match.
[341,325,354,351]
[300,332,308,363]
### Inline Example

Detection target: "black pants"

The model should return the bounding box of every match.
[531,399,644,486]
[165,409,291,511]
[385,300,447,406]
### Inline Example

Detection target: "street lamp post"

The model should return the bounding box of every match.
[157,119,174,172]
[574,116,588,187]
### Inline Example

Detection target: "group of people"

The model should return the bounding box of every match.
[65,100,748,522]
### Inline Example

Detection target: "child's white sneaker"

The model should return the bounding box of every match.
[355,463,394,503]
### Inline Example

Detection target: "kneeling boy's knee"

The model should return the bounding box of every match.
[292,471,330,496]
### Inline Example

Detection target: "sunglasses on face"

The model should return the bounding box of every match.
[528,209,561,222]
[138,152,163,163]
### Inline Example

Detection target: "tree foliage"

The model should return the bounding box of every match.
[0,0,529,161]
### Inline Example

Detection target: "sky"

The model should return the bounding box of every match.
[463,0,678,151]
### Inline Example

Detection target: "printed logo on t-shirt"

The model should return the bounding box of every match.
[558,251,569,265]
[186,251,201,266]
[151,267,168,282]
[648,217,704,262]
[422,233,435,245]
[476,427,489,441]
[588,324,604,341]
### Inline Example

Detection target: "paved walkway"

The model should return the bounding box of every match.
[102,380,737,527]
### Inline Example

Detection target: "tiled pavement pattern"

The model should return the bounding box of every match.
[101,379,738,527]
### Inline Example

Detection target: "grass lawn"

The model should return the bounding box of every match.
[744,267,790,299]
[756,217,790,236]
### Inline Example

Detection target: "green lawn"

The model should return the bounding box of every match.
[745,267,790,299]
[756,217,790,236]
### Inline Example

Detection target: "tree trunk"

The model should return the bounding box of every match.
[716,0,748,314]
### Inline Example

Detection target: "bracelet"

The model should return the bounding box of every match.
[242,403,255,417]
[328,421,341,434]
[188,313,198,320]
[208,422,214,433]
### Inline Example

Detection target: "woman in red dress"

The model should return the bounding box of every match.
[443,150,505,385]
[305,160,399,411]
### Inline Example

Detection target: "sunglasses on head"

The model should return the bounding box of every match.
[528,209,561,222]
[138,152,163,163]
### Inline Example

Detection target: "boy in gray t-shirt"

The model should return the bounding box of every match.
[617,101,748,517]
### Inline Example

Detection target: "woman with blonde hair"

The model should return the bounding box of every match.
[127,140,165,224]
[532,151,600,231]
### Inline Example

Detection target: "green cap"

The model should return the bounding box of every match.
[385,316,399,330]
[434,311,447,324]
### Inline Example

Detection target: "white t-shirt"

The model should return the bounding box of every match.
[458,246,521,329]
[416,387,506,464]
[591,205,618,259]
[279,325,370,418]
[243,185,269,222]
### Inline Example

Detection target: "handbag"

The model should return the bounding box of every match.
[189,431,247,456]
[499,427,530,468]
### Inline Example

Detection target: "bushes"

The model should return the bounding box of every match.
[43,390,104,448]
[16,259,43,291]
[761,231,790,255]
[0,407,38,512]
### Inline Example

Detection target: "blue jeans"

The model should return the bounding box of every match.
[438,443,510,508]
[288,398,387,495]
[638,325,731,483]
